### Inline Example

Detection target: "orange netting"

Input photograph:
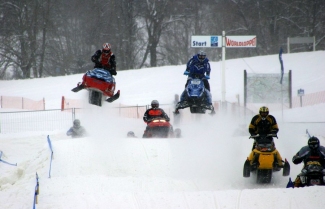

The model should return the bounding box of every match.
[1,96,44,110]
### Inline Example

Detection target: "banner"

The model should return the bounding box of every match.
[225,36,256,48]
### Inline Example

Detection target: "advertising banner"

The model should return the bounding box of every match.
[225,36,256,48]
[191,36,222,48]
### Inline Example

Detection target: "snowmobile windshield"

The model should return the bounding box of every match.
[305,162,323,173]
[87,68,115,83]
[186,79,205,97]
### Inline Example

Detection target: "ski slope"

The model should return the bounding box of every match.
[1,51,325,209]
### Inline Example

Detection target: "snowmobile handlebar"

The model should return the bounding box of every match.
[249,134,278,139]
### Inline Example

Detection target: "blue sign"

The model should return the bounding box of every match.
[211,36,219,47]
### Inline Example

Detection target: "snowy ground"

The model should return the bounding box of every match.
[1,51,325,209]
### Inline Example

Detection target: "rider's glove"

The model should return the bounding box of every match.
[205,74,210,79]
[109,69,117,75]
[271,130,277,134]
[183,70,189,75]
[270,130,277,137]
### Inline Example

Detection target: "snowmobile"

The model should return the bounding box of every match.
[174,77,215,115]
[142,117,174,138]
[243,134,290,183]
[71,68,120,106]
[290,161,325,187]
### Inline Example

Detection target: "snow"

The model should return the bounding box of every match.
[1,51,325,209]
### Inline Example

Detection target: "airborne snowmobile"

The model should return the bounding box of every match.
[72,68,120,106]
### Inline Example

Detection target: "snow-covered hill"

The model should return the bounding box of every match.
[1,51,325,209]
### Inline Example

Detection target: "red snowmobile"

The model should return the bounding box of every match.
[142,118,174,138]
[72,68,120,106]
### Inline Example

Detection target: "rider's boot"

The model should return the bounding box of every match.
[176,90,188,109]
[205,89,213,109]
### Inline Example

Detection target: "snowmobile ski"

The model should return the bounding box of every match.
[106,90,120,103]
[71,84,85,92]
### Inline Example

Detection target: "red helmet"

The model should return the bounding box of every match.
[102,43,111,53]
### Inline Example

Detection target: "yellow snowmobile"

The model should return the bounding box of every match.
[243,134,290,183]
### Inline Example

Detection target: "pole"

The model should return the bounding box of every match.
[300,96,302,107]
[222,31,226,103]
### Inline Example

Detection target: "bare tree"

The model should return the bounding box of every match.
[0,0,41,78]
[137,0,176,67]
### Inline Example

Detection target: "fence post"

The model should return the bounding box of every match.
[61,96,65,111]
[72,108,75,121]
[137,104,139,119]
[43,98,45,110]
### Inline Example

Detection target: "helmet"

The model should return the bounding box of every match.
[198,51,206,62]
[73,119,80,128]
[259,106,269,119]
[102,43,111,53]
[127,131,135,137]
[308,136,320,150]
[151,100,159,109]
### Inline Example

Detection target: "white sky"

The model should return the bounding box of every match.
[1,51,325,209]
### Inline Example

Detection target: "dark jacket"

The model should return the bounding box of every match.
[292,145,325,167]
[91,50,117,75]
[249,114,279,136]
[143,108,170,123]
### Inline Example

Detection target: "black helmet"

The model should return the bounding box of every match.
[259,106,269,119]
[198,51,206,62]
[73,119,81,128]
[127,131,135,137]
[151,100,159,109]
[308,136,320,149]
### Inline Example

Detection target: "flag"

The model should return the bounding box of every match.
[286,177,294,188]
[279,47,284,84]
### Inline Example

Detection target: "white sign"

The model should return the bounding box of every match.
[191,32,257,103]
[191,36,222,48]
[225,36,257,48]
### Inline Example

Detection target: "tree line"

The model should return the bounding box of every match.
[0,0,324,79]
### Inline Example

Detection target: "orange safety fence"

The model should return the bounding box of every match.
[117,104,147,118]
[2,90,324,114]
[0,96,45,110]
[292,91,325,108]
[61,96,83,110]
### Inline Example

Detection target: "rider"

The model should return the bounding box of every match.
[143,100,170,123]
[66,119,87,138]
[143,100,170,137]
[292,136,325,187]
[91,43,117,76]
[184,51,211,91]
[176,51,212,112]
[249,106,279,150]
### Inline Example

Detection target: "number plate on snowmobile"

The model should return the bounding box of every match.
[310,179,321,185]
[191,80,201,85]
